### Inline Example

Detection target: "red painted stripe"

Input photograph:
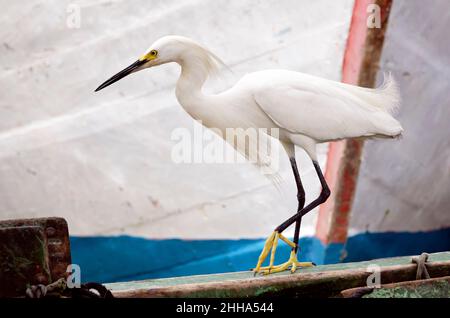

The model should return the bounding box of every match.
[316,0,374,244]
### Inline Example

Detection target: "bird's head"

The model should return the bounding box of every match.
[95,35,224,92]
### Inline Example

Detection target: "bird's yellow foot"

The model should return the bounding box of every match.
[253,231,315,275]
[258,251,315,275]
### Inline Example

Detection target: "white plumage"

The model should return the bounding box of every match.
[96,35,403,274]
[218,69,402,162]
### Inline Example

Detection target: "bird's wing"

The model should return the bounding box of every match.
[252,81,397,142]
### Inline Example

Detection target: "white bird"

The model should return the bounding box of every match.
[95,35,403,275]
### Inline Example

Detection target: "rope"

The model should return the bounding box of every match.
[411,252,431,280]
[25,278,114,298]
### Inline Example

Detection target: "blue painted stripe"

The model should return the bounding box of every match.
[343,228,450,262]
[70,227,450,283]
[70,236,321,283]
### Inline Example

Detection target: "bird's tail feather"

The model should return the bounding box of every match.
[374,72,401,115]
[344,72,401,115]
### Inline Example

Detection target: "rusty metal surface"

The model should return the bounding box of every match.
[0,217,71,297]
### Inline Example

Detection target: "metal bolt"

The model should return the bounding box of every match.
[46,227,56,236]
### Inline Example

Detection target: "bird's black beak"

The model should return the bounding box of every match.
[95,59,147,92]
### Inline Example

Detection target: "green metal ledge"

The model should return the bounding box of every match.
[106,252,450,298]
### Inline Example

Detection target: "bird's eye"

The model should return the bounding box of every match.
[150,50,158,57]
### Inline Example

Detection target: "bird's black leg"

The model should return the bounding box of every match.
[289,157,305,254]
[253,160,329,274]
[276,160,330,234]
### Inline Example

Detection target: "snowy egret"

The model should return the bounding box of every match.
[95,35,403,275]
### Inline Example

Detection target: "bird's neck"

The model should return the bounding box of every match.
[175,59,210,108]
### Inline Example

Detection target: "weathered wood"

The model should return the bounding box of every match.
[0,217,71,298]
[107,252,450,298]
[341,276,450,298]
